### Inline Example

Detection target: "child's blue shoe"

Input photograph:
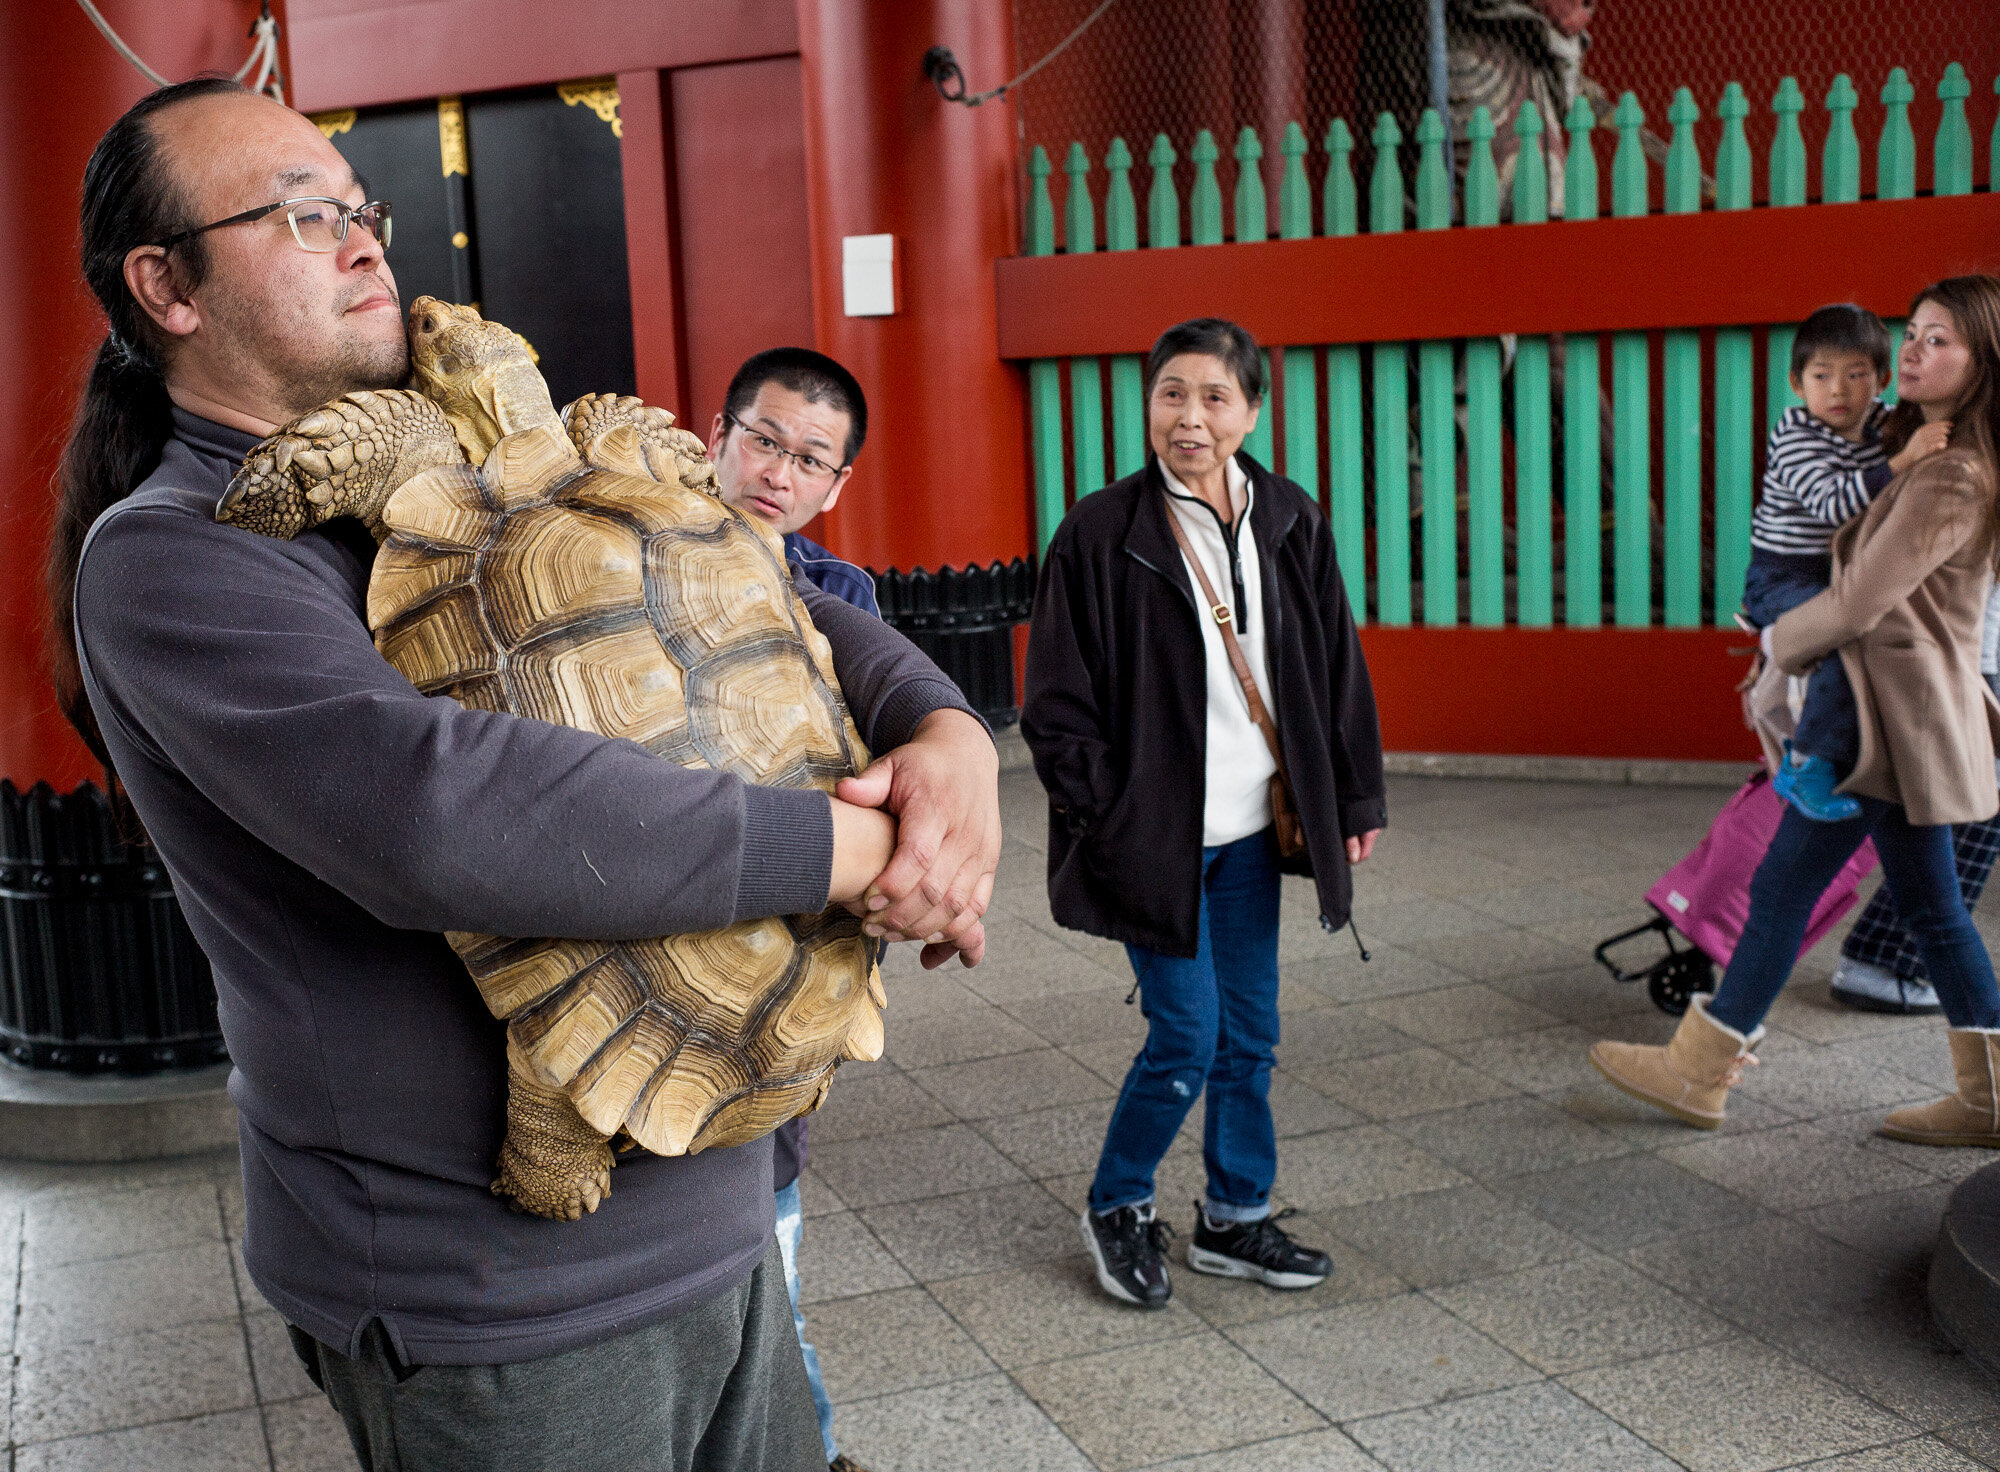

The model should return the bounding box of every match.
[1772,743,1861,822]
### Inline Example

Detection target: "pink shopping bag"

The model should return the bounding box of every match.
[1646,769,1879,971]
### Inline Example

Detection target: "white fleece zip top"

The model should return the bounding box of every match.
[1162,457,1279,847]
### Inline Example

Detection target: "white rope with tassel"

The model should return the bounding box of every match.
[74,0,286,105]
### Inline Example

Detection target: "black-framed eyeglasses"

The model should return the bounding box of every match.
[154,197,392,255]
[723,411,846,487]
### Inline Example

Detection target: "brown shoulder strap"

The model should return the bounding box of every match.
[1162,499,1291,784]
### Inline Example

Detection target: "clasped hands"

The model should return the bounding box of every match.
[826,709,1000,969]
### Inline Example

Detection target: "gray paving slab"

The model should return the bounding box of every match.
[1350,1381,1681,1472]
[14,1408,271,1472]
[795,1210,916,1304]
[1227,1293,1537,1420]
[17,1241,238,1350]
[1495,1151,1766,1253]
[1563,1336,1916,1472]
[928,1256,1207,1369]
[809,1071,958,1143]
[1756,1293,2000,1433]
[835,1374,1094,1472]
[245,1308,319,1404]
[807,1285,996,1402]
[1320,1183,1587,1288]
[20,1181,223,1271]
[13,1317,255,1444]
[1273,1125,1471,1209]
[1298,1046,1518,1121]
[979,1100,1121,1179]
[1133,1427,1385,1470]
[1356,988,1561,1049]
[1428,1252,1735,1374]
[1387,1095,1629,1182]
[1017,1331,1326,1471]
[1775,1442,1993,1471]
[1661,1121,1937,1213]
[882,1004,1048,1071]
[860,1182,1080,1281]
[1794,1183,1956,1272]
[908,1047,1114,1120]
[809,1123,1027,1208]
[1624,1215,1909,1330]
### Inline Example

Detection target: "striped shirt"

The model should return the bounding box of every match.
[1749,402,1894,556]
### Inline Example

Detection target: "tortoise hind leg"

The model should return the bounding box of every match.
[492,1039,616,1220]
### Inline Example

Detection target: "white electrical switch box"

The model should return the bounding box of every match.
[842,234,897,317]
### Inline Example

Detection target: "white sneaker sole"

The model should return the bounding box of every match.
[1079,1214,1167,1307]
[1186,1242,1327,1290]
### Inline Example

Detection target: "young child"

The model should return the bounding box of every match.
[1744,304,1952,820]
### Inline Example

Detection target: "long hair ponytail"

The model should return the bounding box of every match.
[46,77,242,774]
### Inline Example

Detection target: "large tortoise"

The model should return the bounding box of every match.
[216,297,885,1220]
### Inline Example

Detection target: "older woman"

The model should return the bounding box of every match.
[1023,318,1387,1308]
[1592,275,2000,1145]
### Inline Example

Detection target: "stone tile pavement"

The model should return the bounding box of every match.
[3,770,1999,1469]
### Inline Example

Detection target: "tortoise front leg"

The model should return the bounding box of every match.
[492,1038,616,1221]
[217,389,463,541]
[563,392,718,493]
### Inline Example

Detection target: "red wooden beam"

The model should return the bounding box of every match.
[996,194,2000,358]
[616,69,688,419]
[285,0,797,110]
[1358,627,1759,763]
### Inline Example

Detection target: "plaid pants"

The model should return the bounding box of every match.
[1841,814,2000,980]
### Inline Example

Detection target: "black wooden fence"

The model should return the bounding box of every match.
[872,558,1037,728]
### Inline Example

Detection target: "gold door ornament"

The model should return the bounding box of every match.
[557,78,622,138]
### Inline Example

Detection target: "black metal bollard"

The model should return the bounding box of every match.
[0,781,225,1075]
[871,557,1036,728]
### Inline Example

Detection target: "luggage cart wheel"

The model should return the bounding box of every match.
[1647,951,1717,1017]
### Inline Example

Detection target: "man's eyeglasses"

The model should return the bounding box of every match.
[724,412,845,488]
[155,197,392,255]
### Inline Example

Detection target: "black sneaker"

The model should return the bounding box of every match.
[1187,1205,1331,1289]
[1081,1204,1174,1308]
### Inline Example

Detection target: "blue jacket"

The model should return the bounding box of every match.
[774,529,878,1193]
[785,531,879,617]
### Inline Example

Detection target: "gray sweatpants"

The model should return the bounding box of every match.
[289,1240,824,1472]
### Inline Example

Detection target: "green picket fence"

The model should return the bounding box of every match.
[1022,64,1996,629]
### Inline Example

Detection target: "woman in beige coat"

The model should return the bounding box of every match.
[1592,275,2000,1146]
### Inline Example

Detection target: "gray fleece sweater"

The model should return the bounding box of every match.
[74,410,973,1365]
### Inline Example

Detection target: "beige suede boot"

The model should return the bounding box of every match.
[1588,995,1762,1129]
[1879,1029,2000,1147]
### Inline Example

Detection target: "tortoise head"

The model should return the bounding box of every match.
[407,297,560,464]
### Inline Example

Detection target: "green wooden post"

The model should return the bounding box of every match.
[1025,146,1066,554]
[1993,76,2000,193]
[1714,83,1755,623]
[1563,94,1601,627]
[1371,112,1410,625]
[1190,130,1223,244]
[1768,78,1807,430]
[1610,92,1650,628]
[1463,106,1503,626]
[1879,68,1916,199]
[1062,142,1106,501]
[1662,88,1702,628]
[1513,101,1553,627]
[1279,123,1318,504]
[1936,63,1973,196]
[1234,126,1268,241]
[1823,74,1860,203]
[1103,139,1145,479]
[1324,119,1366,605]
[1415,108,1456,626]
[1146,133,1179,249]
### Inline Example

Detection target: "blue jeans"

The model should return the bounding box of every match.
[1742,549,1859,773]
[1709,797,2000,1035]
[1089,828,1281,1225]
[773,1180,837,1463]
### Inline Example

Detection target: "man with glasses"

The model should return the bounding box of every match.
[708,348,879,1472]
[57,81,999,1471]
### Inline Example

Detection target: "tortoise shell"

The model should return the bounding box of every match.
[369,421,883,1156]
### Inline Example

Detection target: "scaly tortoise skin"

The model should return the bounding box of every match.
[216,298,884,1220]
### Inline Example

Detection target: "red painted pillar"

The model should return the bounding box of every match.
[795,0,1031,574]
[0,1,287,790]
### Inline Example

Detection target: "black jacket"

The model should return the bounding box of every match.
[1022,457,1387,957]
